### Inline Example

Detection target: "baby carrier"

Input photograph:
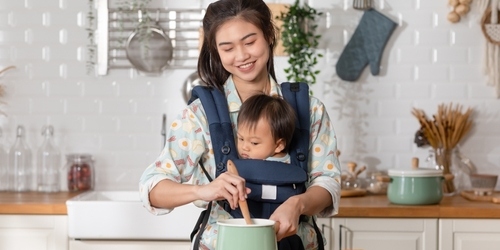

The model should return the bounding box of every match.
[189,82,324,250]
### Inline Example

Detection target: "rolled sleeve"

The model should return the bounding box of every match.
[310,177,341,217]
[308,96,342,217]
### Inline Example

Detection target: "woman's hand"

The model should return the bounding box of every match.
[270,186,332,241]
[196,172,250,209]
[269,196,302,241]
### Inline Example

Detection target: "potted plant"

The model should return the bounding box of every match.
[278,0,323,86]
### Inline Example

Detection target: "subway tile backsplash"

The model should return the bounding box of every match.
[0,0,499,191]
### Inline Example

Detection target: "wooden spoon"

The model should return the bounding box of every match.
[227,159,253,225]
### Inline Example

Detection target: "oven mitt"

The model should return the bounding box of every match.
[336,8,397,81]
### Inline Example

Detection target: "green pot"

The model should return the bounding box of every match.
[387,169,444,205]
[216,218,277,250]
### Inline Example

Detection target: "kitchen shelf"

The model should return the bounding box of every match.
[96,0,204,75]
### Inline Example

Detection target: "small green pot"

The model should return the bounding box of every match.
[387,169,444,205]
[216,218,277,250]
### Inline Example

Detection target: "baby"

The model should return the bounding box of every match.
[236,94,296,162]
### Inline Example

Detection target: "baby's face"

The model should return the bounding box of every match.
[236,118,283,160]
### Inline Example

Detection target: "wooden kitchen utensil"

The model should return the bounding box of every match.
[461,190,500,204]
[226,159,253,225]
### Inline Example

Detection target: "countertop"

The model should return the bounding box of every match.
[0,191,83,215]
[0,191,499,218]
[337,194,500,219]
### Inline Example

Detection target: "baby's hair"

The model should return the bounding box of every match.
[238,94,296,152]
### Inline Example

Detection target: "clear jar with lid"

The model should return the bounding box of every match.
[66,154,94,191]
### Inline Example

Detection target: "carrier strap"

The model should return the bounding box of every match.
[280,82,310,173]
[190,86,239,178]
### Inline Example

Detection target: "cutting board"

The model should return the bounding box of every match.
[341,188,367,198]
[460,190,500,204]
[267,3,289,56]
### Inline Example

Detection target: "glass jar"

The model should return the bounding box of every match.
[366,172,389,195]
[66,154,94,191]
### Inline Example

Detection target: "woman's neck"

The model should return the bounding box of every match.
[233,74,270,102]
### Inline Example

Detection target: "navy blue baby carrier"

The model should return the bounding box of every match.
[189,82,324,250]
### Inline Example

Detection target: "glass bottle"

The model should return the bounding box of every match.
[0,127,8,191]
[66,154,94,191]
[36,125,61,192]
[9,125,33,192]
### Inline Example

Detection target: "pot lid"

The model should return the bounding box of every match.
[388,169,443,177]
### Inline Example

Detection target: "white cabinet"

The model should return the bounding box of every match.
[317,217,332,250]
[439,219,500,250]
[0,215,68,250]
[330,218,438,250]
[69,240,191,250]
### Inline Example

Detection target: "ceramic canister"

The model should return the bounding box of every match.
[216,218,277,250]
[387,169,444,205]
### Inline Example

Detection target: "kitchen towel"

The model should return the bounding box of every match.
[336,8,397,82]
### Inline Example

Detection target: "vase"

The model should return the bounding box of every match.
[434,147,470,196]
[434,148,456,196]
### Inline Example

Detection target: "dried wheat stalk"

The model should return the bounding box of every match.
[411,103,474,194]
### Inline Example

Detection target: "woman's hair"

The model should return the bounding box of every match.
[238,94,296,153]
[198,0,278,91]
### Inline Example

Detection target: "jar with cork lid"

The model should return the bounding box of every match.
[65,154,94,191]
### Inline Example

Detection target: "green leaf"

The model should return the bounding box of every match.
[278,0,322,86]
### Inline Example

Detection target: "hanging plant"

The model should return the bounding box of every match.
[86,0,96,75]
[278,0,323,86]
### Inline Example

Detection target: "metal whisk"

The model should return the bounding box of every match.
[353,0,372,10]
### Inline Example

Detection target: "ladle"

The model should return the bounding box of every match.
[227,159,253,225]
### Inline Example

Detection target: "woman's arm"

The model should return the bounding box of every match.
[270,96,342,240]
[149,173,250,210]
[140,102,246,214]
[149,179,200,209]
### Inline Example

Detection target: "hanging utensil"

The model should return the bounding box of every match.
[182,71,205,104]
[353,0,372,10]
[125,9,173,76]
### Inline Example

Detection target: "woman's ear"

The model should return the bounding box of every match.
[274,139,285,153]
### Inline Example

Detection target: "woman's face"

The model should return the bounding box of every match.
[215,18,270,85]
[236,118,284,160]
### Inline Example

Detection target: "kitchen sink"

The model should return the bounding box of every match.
[66,191,203,240]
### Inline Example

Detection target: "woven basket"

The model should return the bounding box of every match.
[481,8,500,45]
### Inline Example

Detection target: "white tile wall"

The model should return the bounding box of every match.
[0,0,499,191]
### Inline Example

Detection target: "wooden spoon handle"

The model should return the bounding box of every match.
[227,159,253,224]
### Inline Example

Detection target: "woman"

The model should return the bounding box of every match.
[139,0,341,249]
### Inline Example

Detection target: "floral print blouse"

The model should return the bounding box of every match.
[139,76,342,250]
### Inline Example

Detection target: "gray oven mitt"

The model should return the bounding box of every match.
[336,8,397,81]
